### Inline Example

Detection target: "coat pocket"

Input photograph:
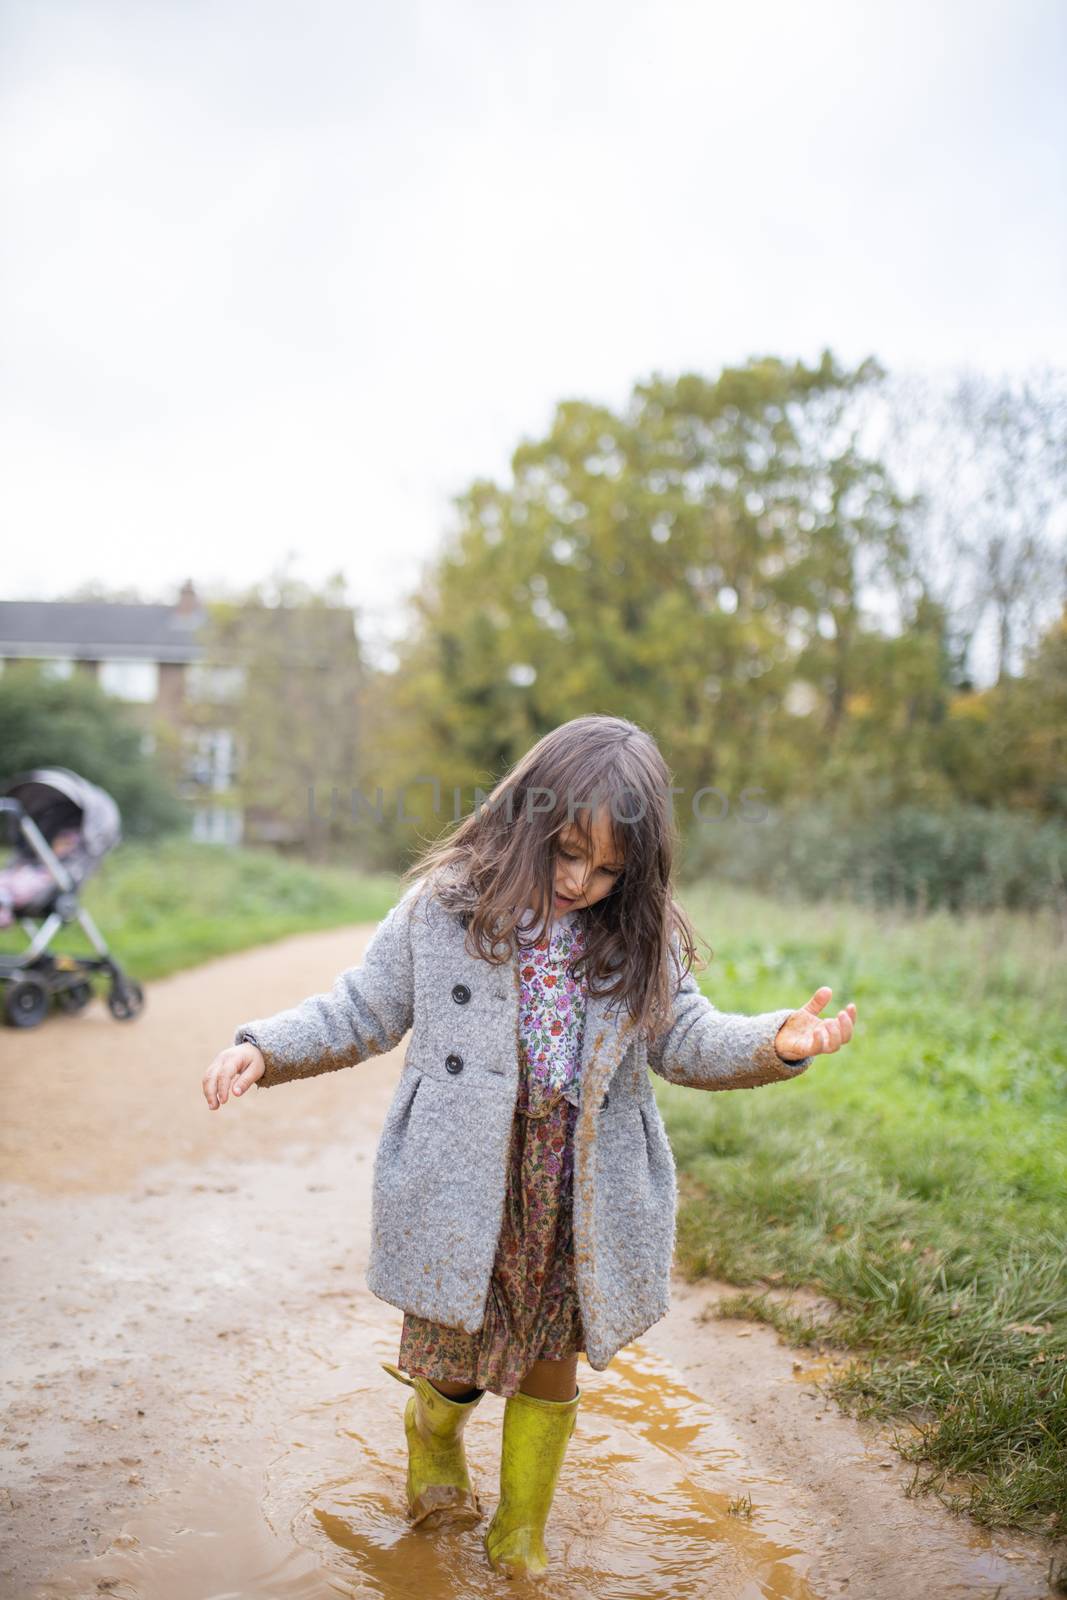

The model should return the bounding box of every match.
[639,1097,677,1198]
[378,1064,423,1142]
[395,1071,422,1135]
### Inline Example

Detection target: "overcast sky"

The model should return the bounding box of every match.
[3,0,1064,668]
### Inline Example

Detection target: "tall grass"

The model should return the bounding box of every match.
[662,882,1066,1537]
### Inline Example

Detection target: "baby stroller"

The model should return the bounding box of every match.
[0,766,145,1028]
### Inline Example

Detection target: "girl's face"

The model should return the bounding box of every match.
[548,811,625,914]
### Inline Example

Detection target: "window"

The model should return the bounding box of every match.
[185,728,238,792]
[99,659,159,703]
[191,805,243,846]
[39,658,75,681]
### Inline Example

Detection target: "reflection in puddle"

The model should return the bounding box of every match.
[288,1341,818,1600]
[788,1355,857,1387]
[34,1328,819,1599]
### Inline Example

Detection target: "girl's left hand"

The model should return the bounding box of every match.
[775,987,857,1062]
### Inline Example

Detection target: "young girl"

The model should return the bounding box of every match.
[203,714,857,1579]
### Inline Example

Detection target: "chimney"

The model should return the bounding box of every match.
[175,579,199,617]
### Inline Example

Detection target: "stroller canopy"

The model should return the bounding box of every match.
[0,768,122,859]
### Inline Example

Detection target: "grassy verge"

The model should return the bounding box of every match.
[0,837,403,980]
[661,882,1067,1544]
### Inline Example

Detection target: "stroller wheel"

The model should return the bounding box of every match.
[5,975,50,1029]
[107,978,145,1021]
[57,981,94,1015]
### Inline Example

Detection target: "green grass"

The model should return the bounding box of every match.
[0,837,403,980]
[662,882,1067,1543]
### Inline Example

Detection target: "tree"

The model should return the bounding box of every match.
[983,604,1067,817]
[0,664,186,838]
[370,351,911,831]
[881,367,1067,687]
[194,560,369,861]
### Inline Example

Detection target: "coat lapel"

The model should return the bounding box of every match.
[577,980,637,1111]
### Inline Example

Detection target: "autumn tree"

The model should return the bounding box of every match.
[370,351,912,835]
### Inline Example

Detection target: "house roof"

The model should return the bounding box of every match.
[0,600,207,663]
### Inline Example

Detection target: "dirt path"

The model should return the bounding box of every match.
[0,926,1060,1599]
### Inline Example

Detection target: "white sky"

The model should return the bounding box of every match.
[3,0,1065,670]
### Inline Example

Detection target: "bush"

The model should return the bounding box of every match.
[682,798,1067,915]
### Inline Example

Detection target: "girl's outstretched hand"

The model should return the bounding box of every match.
[775,987,857,1063]
[203,1042,266,1109]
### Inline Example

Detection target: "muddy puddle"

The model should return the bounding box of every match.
[29,1340,827,1600]
[1,926,1061,1598]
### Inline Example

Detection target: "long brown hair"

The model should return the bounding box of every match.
[398,714,706,1043]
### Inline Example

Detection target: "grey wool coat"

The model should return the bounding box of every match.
[233,875,814,1371]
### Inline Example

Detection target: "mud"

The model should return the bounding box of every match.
[0,924,1061,1598]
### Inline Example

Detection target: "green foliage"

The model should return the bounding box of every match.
[358,353,1067,879]
[367,351,912,831]
[989,608,1067,814]
[0,663,186,839]
[662,882,1067,1534]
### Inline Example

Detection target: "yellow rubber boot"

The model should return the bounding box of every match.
[381,1360,485,1528]
[484,1384,581,1578]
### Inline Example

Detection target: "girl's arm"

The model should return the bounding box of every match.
[646,943,815,1091]
[231,877,424,1089]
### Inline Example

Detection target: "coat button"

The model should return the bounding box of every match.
[451,983,471,1004]
[445,1053,464,1074]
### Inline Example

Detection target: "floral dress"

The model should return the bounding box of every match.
[395,907,588,1398]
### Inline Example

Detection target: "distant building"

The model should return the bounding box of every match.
[0,580,245,844]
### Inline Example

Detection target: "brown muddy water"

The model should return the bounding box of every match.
[1,925,1061,1598]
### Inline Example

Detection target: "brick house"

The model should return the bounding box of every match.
[0,581,245,844]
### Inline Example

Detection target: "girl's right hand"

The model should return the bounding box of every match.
[203,1043,266,1109]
